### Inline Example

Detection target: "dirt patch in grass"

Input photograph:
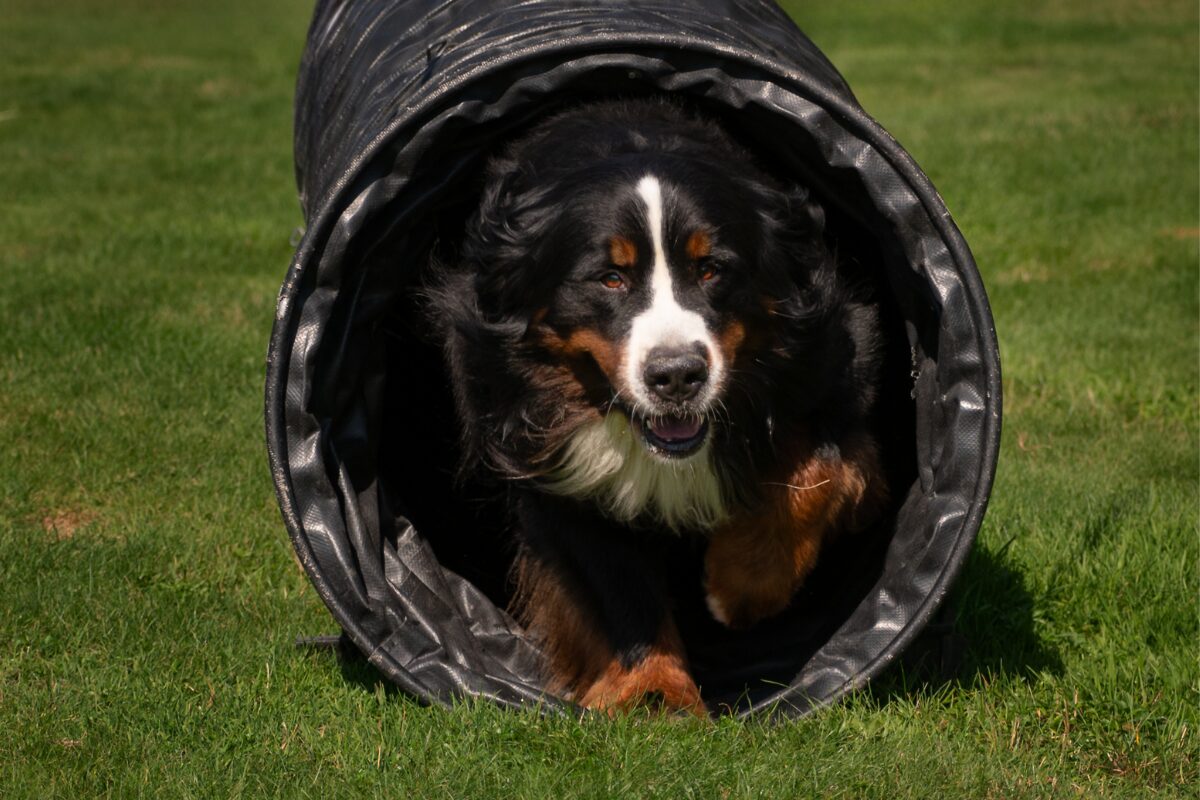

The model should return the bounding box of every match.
[40,508,97,541]
[1161,227,1200,240]
[995,261,1051,285]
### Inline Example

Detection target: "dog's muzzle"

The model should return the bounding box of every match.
[631,343,713,458]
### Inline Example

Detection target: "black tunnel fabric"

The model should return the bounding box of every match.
[266,0,1002,716]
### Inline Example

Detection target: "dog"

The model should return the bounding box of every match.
[427,98,887,715]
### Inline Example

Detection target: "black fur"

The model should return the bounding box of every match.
[429,99,878,491]
[425,98,881,688]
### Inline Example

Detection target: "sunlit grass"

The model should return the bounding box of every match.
[0,0,1195,796]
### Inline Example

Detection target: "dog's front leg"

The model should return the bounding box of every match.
[704,437,884,630]
[512,491,705,716]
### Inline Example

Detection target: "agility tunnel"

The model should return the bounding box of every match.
[265,0,1001,716]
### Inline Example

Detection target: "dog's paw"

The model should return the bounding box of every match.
[703,539,797,629]
[705,591,732,627]
[580,654,706,718]
[703,580,791,630]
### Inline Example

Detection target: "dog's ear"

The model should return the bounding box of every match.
[461,157,557,322]
[783,183,826,239]
[753,180,833,289]
[463,156,523,267]
[759,181,826,242]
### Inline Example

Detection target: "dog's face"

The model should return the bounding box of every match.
[532,169,772,461]
[440,103,844,530]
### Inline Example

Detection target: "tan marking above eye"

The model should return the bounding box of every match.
[609,236,638,268]
[686,230,712,261]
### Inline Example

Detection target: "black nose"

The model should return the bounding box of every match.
[643,347,709,402]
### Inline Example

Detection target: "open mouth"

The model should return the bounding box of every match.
[636,413,710,458]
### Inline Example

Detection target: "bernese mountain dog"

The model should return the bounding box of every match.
[428,98,887,716]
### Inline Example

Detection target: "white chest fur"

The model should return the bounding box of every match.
[543,413,728,532]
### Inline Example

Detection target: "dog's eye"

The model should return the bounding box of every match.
[699,262,721,283]
[599,271,626,290]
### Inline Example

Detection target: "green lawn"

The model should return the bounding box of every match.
[1,0,1196,796]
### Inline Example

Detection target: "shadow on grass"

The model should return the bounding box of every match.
[865,542,1063,704]
[293,633,407,696]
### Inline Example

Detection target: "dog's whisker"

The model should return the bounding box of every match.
[762,479,832,492]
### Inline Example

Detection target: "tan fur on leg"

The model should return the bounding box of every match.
[578,621,705,718]
[704,434,886,630]
[512,555,704,716]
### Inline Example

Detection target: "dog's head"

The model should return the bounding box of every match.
[432,101,861,529]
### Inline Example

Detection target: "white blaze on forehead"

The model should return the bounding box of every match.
[625,175,723,407]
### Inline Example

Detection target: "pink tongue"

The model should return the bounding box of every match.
[649,416,703,442]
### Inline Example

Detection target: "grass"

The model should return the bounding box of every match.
[0,0,1195,796]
